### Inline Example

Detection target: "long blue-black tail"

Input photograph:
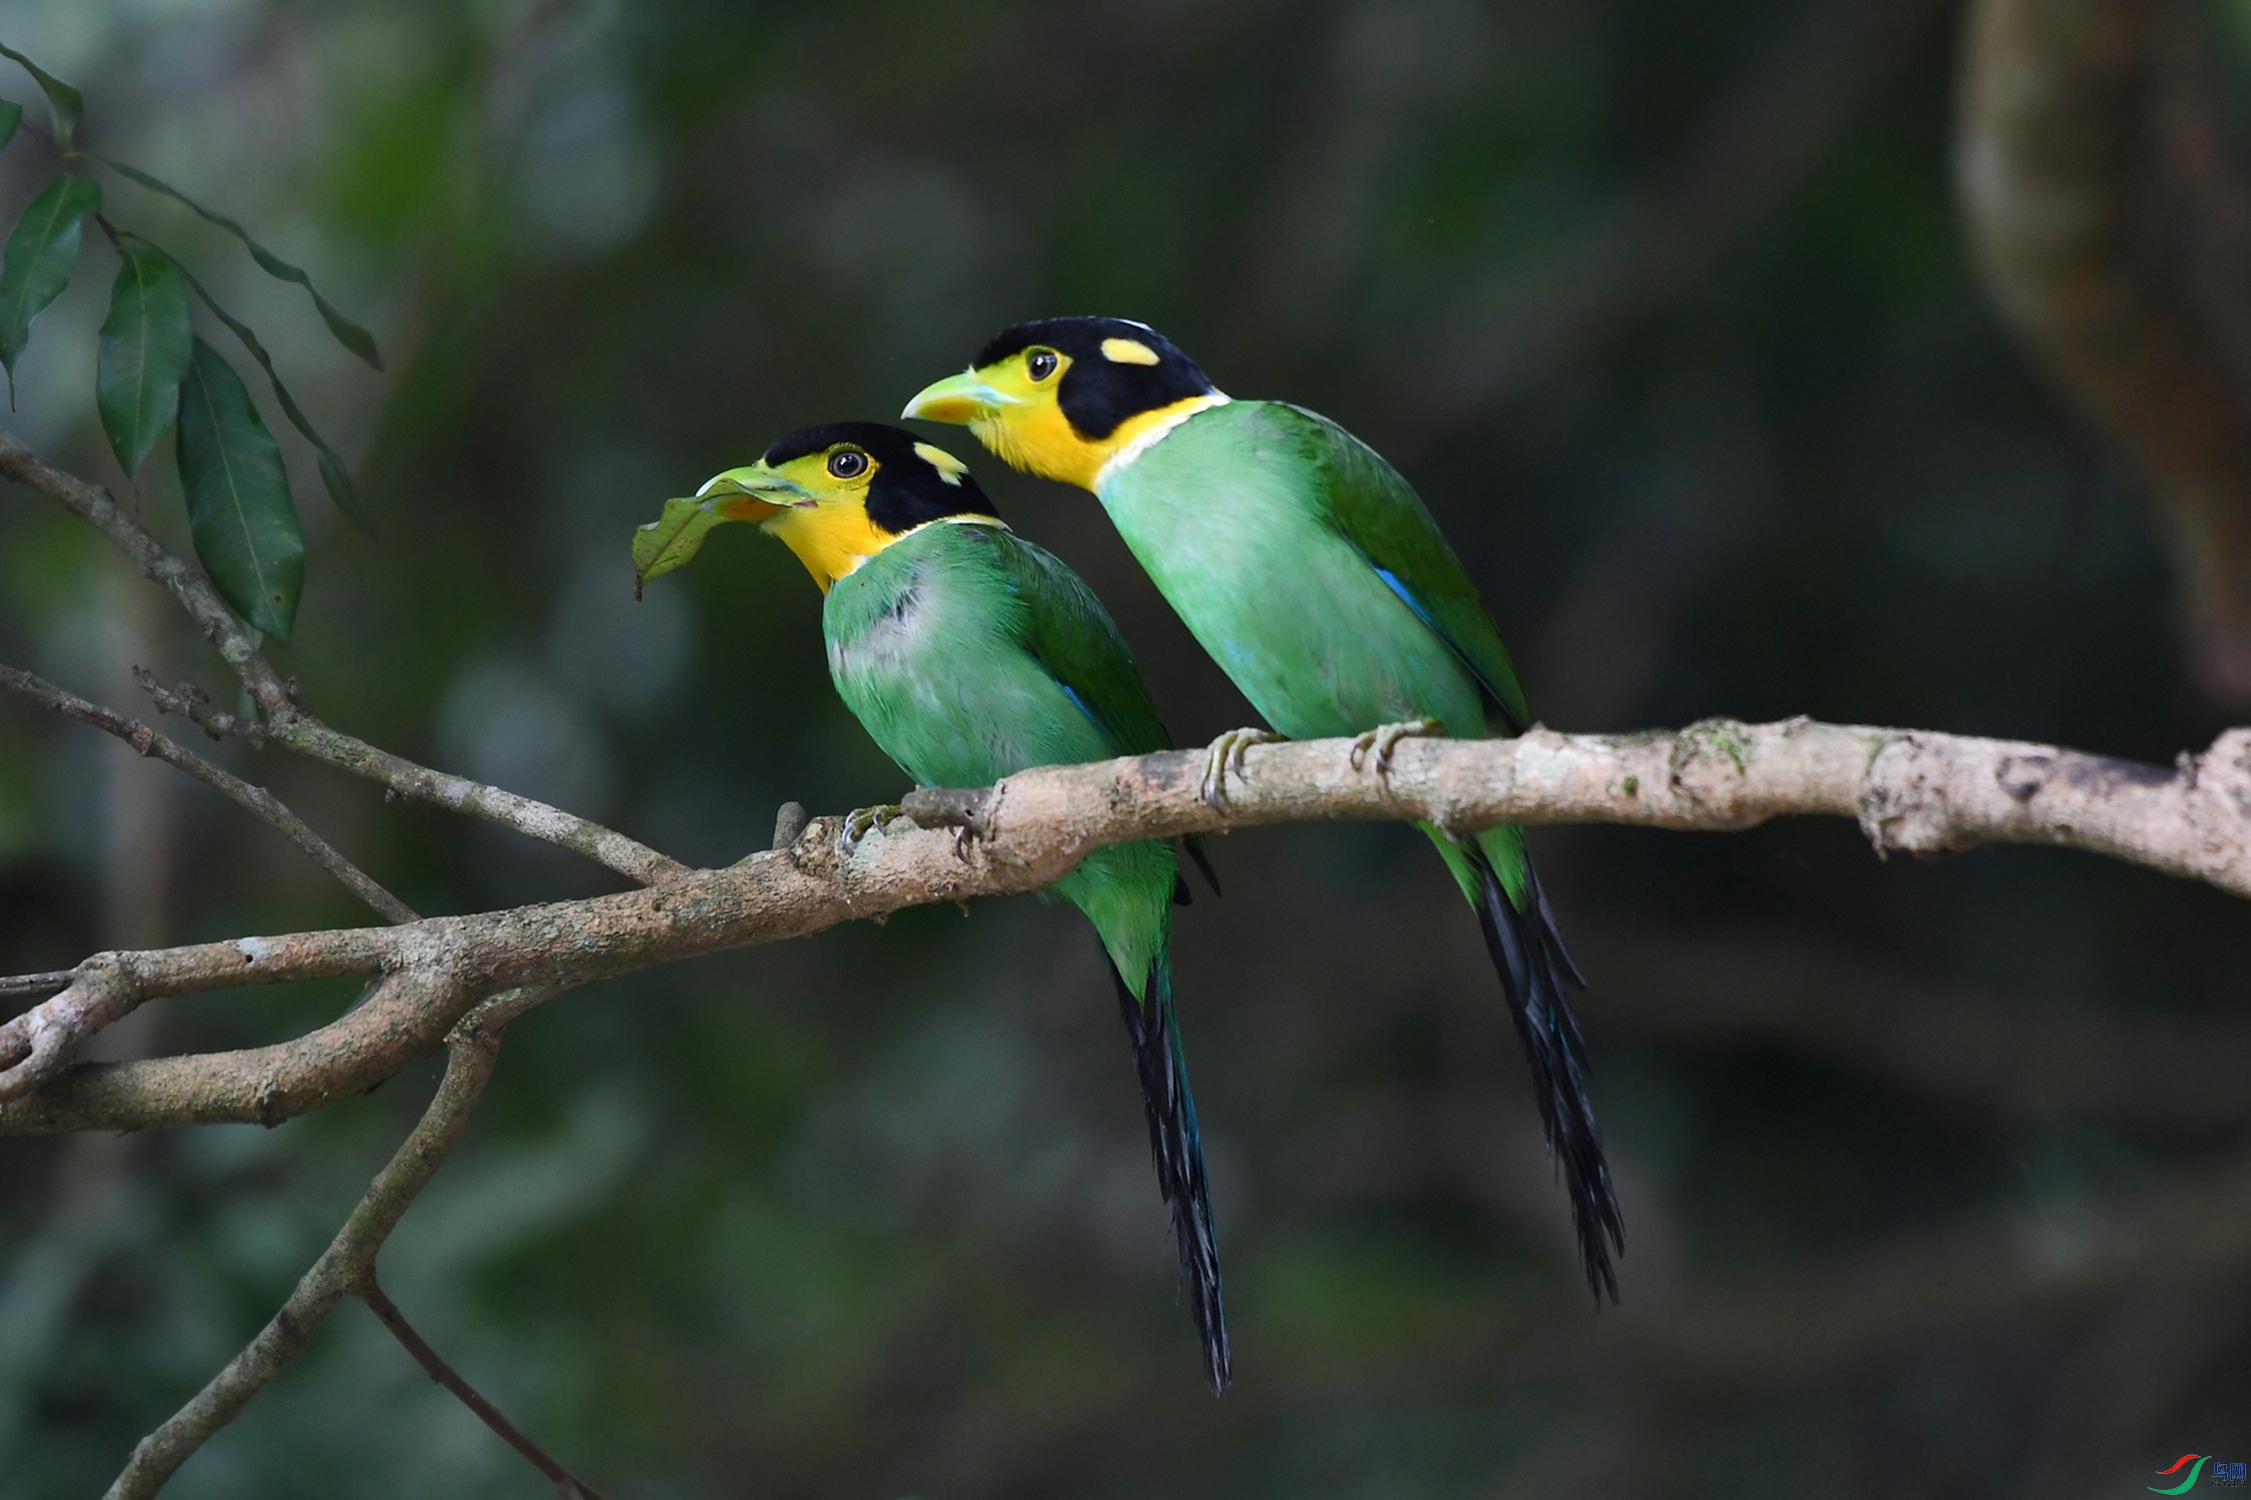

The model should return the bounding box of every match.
[1106,954,1230,1392]
[1470,846,1622,1302]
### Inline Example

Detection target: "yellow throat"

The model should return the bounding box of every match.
[978,392,1228,492]
[760,504,898,593]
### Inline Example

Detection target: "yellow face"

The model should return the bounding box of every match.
[702,441,893,593]
[902,338,1221,491]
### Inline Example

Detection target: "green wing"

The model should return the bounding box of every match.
[998,534,1176,756]
[1274,402,1532,733]
[997,533,1220,893]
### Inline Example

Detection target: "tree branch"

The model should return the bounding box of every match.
[1,428,684,887]
[106,987,496,1498]
[0,430,293,718]
[2,717,2244,1135]
[1,664,418,925]
[262,712,687,887]
[134,672,688,887]
[358,1278,609,1500]
[1959,0,2251,701]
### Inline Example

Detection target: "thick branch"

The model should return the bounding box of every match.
[3,718,2245,1135]
[1,664,417,925]
[1959,0,2251,700]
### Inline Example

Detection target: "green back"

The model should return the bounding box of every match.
[1286,403,1531,732]
[1097,399,1522,740]
[1097,399,1536,903]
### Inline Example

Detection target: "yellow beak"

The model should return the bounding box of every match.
[901,371,1017,426]
[696,464,812,523]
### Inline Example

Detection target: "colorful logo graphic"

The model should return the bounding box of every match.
[2151,1456,2249,1492]
[2153,1456,2211,1494]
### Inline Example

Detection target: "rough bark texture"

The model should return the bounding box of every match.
[6,718,2246,1136]
[1959,0,2251,700]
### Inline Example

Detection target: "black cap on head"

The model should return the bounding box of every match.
[762,422,1000,534]
[974,317,1214,440]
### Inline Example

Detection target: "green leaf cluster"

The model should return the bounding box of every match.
[0,43,382,645]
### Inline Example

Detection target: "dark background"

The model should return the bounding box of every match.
[2,1,2247,1496]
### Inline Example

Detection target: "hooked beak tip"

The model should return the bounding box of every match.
[902,373,1010,425]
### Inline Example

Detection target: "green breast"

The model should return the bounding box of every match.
[821,521,1176,986]
[823,522,1117,791]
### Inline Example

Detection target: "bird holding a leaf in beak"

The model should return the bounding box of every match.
[633,422,1232,1392]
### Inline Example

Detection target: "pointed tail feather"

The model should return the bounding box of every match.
[1471,848,1622,1302]
[1106,954,1231,1393]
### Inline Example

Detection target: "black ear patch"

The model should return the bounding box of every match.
[865,460,1000,533]
[975,317,1214,439]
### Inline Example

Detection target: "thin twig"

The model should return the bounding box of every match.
[1,429,682,886]
[359,1279,609,1500]
[0,429,291,718]
[0,972,74,1003]
[105,980,496,1498]
[1,665,417,925]
[132,670,265,742]
[265,714,687,886]
[137,671,687,887]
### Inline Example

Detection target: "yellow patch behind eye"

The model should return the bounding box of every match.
[914,442,968,485]
[1100,337,1161,366]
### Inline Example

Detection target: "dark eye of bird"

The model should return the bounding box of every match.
[1026,349,1059,382]
[827,449,869,480]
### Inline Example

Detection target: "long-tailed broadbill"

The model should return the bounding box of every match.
[904,320,1623,1299]
[633,422,1231,1390]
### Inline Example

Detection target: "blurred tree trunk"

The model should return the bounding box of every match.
[1959,0,2251,703]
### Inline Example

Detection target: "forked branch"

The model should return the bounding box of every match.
[103,988,603,1500]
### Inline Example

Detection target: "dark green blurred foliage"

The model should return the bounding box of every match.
[2,2,2248,1496]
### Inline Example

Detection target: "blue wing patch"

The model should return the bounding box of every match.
[1059,682,1099,728]
[1371,564,1439,635]
[1359,554,1528,733]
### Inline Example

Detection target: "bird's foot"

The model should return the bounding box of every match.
[838,803,905,853]
[1349,717,1445,789]
[1198,727,1285,813]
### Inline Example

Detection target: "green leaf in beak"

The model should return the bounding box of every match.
[632,497,731,598]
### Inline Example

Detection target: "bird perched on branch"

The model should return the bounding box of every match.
[905,321,1624,1300]
[632,422,1231,1391]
